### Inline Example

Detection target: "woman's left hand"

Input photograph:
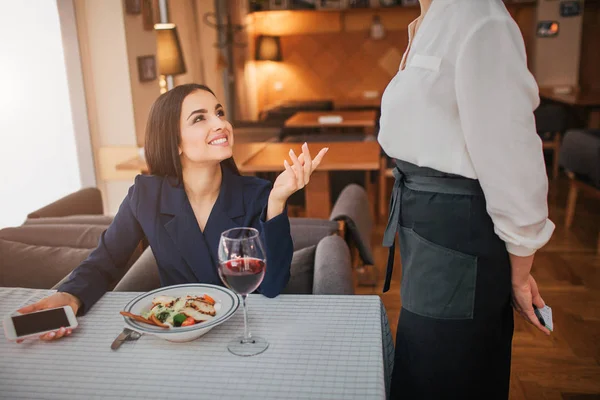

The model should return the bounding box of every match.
[270,143,328,205]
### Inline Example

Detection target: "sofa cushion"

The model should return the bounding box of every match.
[24,215,114,226]
[313,235,353,295]
[282,245,316,294]
[0,239,93,289]
[113,247,160,292]
[27,187,103,219]
[0,225,107,249]
[0,224,143,290]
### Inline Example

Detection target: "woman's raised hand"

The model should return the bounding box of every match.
[270,143,328,204]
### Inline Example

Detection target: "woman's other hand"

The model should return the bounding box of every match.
[267,143,328,219]
[15,292,81,342]
[510,254,550,335]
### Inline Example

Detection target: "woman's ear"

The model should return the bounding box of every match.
[178,147,183,156]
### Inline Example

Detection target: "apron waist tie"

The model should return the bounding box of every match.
[382,164,484,293]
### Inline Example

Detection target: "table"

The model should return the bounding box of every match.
[116,143,270,174]
[284,111,378,133]
[539,88,600,107]
[539,87,600,128]
[0,288,394,400]
[239,142,381,219]
[115,155,148,173]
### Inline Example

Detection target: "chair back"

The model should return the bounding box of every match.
[534,104,568,139]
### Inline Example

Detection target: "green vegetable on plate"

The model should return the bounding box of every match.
[172,313,187,327]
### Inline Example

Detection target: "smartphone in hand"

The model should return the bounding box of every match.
[533,304,553,332]
[3,306,78,341]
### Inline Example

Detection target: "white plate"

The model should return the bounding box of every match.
[122,284,240,342]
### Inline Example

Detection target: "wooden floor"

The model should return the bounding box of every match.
[354,176,600,399]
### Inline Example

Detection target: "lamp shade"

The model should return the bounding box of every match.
[255,35,282,61]
[155,23,186,75]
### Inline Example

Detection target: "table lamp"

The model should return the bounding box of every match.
[155,23,186,93]
[255,35,282,109]
[255,35,282,62]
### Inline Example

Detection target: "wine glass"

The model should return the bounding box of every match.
[217,227,268,356]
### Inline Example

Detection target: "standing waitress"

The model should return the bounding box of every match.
[379,0,554,398]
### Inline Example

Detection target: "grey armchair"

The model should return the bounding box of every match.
[330,184,377,286]
[114,218,354,295]
[4,182,372,295]
[114,183,375,294]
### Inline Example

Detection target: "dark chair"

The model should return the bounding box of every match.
[259,100,334,124]
[260,100,335,140]
[230,120,282,143]
[559,129,600,254]
[534,104,569,179]
[232,120,282,128]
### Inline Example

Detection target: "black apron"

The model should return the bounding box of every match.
[383,159,514,400]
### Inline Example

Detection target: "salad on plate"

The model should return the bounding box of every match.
[121,294,217,328]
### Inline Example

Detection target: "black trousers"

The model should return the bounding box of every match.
[389,162,514,400]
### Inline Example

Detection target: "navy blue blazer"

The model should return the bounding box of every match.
[58,166,293,314]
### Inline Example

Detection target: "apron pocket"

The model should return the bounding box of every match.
[399,226,477,320]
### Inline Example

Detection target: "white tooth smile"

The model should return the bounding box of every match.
[209,137,228,145]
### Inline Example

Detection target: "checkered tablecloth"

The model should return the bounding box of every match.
[0,288,394,400]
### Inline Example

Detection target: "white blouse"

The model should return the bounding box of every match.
[378,0,555,257]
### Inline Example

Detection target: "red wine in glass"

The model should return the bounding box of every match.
[218,227,269,356]
[218,258,266,296]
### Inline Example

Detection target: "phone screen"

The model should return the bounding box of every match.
[12,308,70,337]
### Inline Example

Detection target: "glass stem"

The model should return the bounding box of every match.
[241,294,252,343]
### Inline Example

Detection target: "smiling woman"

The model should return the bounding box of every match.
[16,83,328,343]
[144,84,239,182]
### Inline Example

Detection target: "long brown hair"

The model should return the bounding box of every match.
[144,83,239,183]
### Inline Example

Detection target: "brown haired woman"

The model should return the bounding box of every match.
[16,84,328,341]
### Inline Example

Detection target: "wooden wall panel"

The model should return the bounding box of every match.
[254,30,407,110]
[532,0,584,88]
[343,9,419,32]
[579,1,600,90]
[508,4,537,68]
[248,4,537,113]
[251,11,341,36]
[98,146,139,181]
